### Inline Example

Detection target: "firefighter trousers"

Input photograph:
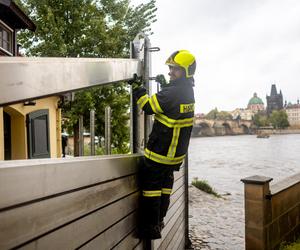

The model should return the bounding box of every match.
[139,157,175,233]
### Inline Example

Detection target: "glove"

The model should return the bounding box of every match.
[155,74,168,89]
[128,74,143,90]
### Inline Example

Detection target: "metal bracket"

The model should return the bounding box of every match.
[148,47,160,52]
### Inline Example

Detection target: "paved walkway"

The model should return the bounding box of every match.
[188,185,245,250]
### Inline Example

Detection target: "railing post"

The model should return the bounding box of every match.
[185,153,192,249]
[105,106,111,155]
[0,107,4,160]
[79,115,84,156]
[90,109,95,156]
[130,34,146,153]
[241,175,273,250]
[143,35,152,144]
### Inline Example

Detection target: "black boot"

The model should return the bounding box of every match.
[138,224,162,239]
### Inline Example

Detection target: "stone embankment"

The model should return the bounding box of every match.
[188,185,244,250]
[256,128,300,135]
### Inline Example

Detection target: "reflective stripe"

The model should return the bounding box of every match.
[144,148,185,165]
[137,94,149,109]
[162,188,172,195]
[180,103,195,113]
[167,127,180,158]
[149,94,163,113]
[155,113,193,128]
[143,190,162,197]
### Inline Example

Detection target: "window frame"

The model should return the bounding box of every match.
[0,20,14,56]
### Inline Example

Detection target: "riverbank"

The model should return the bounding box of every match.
[257,128,300,135]
[192,128,300,138]
[188,185,244,250]
[188,134,300,250]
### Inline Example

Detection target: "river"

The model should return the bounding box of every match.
[188,134,300,250]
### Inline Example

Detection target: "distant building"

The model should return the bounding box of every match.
[266,84,283,115]
[230,108,254,121]
[285,100,300,128]
[247,93,264,112]
[195,113,205,119]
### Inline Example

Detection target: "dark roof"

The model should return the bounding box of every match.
[286,104,300,109]
[0,0,36,31]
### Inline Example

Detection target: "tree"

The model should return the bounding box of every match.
[253,113,269,127]
[205,108,232,120]
[16,0,157,154]
[269,110,289,129]
[205,108,218,119]
[216,111,232,120]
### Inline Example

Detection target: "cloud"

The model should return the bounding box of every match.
[132,0,300,113]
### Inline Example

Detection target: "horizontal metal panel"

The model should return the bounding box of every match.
[0,154,142,209]
[166,218,185,250]
[169,179,184,208]
[270,172,300,195]
[18,192,139,250]
[165,193,184,226]
[112,230,141,250]
[0,57,141,106]
[174,166,184,181]
[160,211,184,250]
[0,176,138,249]
[80,211,137,250]
[177,235,185,250]
[153,201,185,249]
[133,242,144,250]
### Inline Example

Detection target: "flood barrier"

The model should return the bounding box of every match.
[242,172,300,250]
[0,155,187,249]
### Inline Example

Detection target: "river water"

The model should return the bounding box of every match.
[188,134,300,250]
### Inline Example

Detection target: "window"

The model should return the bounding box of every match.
[0,21,13,54]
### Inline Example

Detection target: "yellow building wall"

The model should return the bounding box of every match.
[3,96,61,160]
[0,108,4,160]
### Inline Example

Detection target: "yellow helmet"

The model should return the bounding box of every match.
[165,50,196,78]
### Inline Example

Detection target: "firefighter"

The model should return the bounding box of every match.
[132,50,196,239]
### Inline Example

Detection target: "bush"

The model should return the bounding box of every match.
[192,178,221,198]
[280,238,300,250]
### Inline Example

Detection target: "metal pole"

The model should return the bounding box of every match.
[105,106,111,155]
[130,38,141,153]
[90,109,95,156]
[185,153,192,249]
[79,115,84,156]
[144,36,152,144]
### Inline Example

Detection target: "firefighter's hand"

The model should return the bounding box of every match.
[128,74,143,89]
[155,74,168,87]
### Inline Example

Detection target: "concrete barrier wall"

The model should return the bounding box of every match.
[242,172,300,250]
[0,155,187,250]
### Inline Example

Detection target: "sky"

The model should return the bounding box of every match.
[131,0,300,114]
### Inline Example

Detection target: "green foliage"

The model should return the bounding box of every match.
[269,110,289,129]
[216,111,232,120]
[205,108,232,120]
[15,0,157,153]
[205,108,218,119]
[253,113,269,127]
[16,0,157,57]
[192,178,221,198]
[280,238,300,250]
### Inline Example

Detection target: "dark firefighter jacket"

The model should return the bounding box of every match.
[133,77,195,168]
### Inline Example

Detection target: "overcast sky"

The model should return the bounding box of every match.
[131,0,300,114]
